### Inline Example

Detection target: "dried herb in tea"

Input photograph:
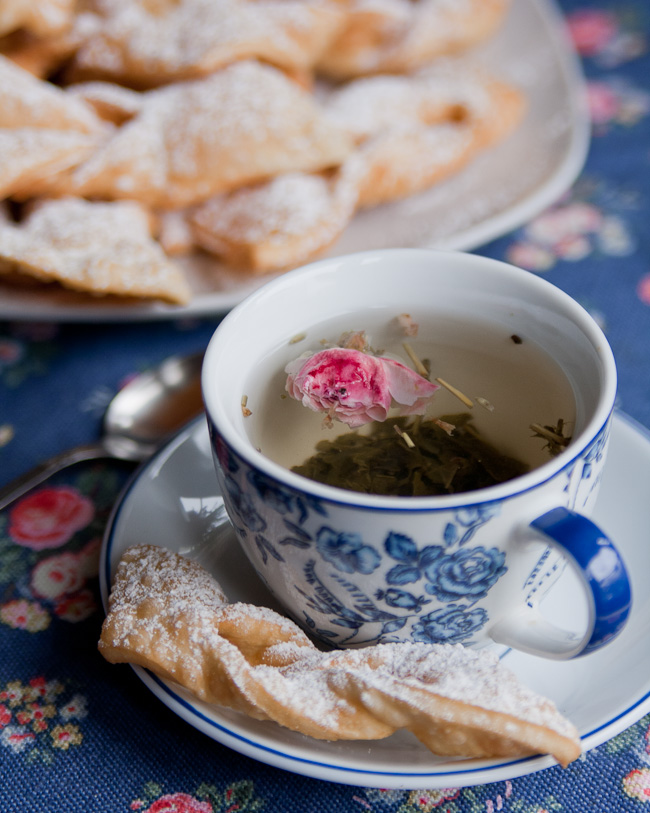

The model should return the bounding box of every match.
[291,413,530,497]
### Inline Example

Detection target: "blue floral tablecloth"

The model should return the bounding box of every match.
[2,1,650,810]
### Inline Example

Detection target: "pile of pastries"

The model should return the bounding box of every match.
[99,545,581,766]
[0,0,524,305]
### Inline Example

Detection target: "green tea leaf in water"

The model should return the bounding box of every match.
[291,413,529,497]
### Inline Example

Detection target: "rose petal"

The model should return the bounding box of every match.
[285,347,437,427]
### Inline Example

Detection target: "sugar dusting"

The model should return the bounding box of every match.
[100,545,580,749]
[0,198,190,303]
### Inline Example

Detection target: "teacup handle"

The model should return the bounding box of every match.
[489,507,632,659]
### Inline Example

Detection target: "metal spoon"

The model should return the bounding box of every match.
[0,351,205,511]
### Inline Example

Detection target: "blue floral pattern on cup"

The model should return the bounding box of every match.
[210,407,617,651]
[213,439,512,646]
[412,605,489,644]
[316,527,381,575]
[423,546,507,602]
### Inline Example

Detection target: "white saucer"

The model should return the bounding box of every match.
[100,412,650,789]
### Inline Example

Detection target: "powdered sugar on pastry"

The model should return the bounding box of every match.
[317,0,510,79]
[61,61,355,209]
[0,198,191,304]
[70,0,347,86]
[190,161,362,273]
[0,129,103,200]
[99,544,581,766]
[65,81,144,124]
[323,60,526,208]
[0,54,106,133]
[0,0,76,38]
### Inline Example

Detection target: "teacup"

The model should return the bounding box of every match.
[202,248,631,659]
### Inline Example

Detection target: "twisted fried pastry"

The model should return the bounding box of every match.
[317,0,510,80]
[46,60,354,209]
[325,60,526,208]
[99,545,581,767]
[0,198,191,304]
[69,0,348,87]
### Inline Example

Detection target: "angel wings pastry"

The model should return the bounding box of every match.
[325,59,526,208]
[99,544,582,767]
[0,197,191,304]
[189,162,363,273]
[0,0,526,304]
[68,0,348,87]
[47,60,355,209]
[316,0,512,79]
[180,61,525,273]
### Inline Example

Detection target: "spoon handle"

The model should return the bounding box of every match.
[0,443,114,512]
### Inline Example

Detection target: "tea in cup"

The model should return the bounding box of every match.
[202,248,631,659]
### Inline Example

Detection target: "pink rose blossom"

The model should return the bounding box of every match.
[525,202,603,244]
[623,768,650,801]
[285,347,438,428]
[8,487,94,549]
[145,793,213,813]
[587,81,621,125]
[1,725,36,752]
[0,705,11,728]
[31,553,84,600]
[637,273,650,305]
[0,599,50,632]
[567,10,618,56]
[54,589,97,622]
[506,241,555,272]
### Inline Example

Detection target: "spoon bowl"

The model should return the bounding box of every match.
[102,352,204,460]
[0,351,205,510]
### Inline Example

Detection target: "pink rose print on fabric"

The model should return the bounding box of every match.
[0,677,86,760]
[144,794,212,813]
[587,79,650,132]
[31,553,85,600]
[8,487,94,550]
[0,599,50,632]
[406,788,461,809]
[54,589,97,623]
[285,347,438,428]
[567,10,618,56]
[0,705,11,727]
[566,9,646,67]
[588,81,621,125]
[623,768,650,801]
[638,273,650,305]
[506,199,634,272]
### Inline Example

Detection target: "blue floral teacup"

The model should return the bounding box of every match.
[202,248,631,659]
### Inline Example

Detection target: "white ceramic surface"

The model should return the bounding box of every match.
[101,411,650,789]
[1,0,589,323]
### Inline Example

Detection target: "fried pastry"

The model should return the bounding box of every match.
[99,544,581,767]
[51,60,355,209]
[325,61,526,207]
[69,0,347,87]
[0,129,102,200]
[0,198,191,304]
[0,54,106,132]
[0,26,77,77]
[317,0,510,79]
[189,163,362,273]
[65,81,144,125]
[156,210,195,256]
[0,0,76,39]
